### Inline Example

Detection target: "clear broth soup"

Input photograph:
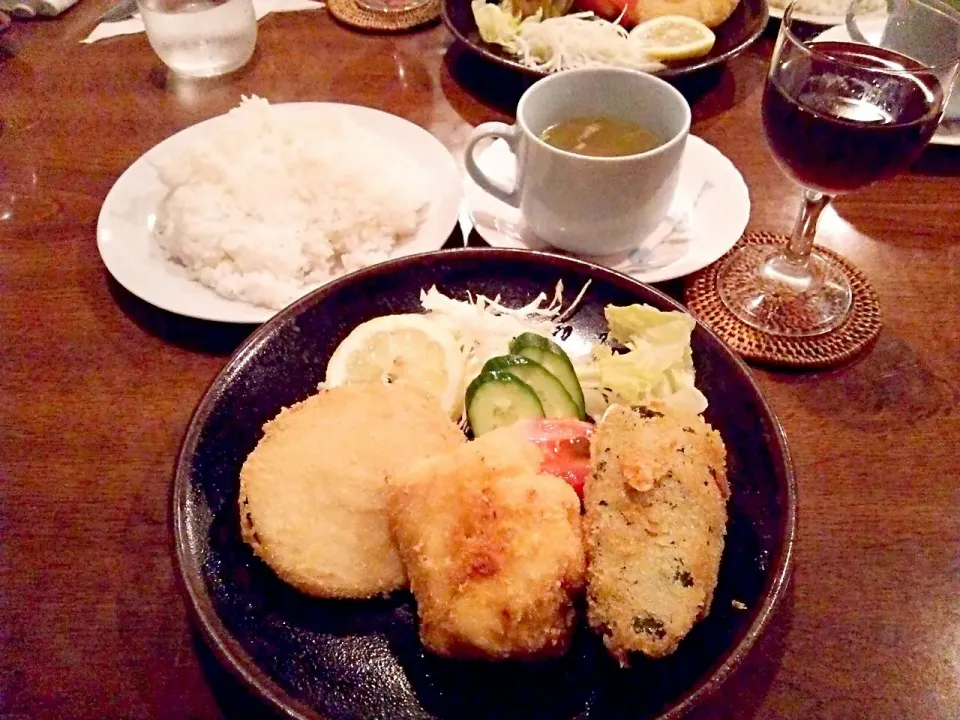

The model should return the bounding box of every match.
[540,115,663,157]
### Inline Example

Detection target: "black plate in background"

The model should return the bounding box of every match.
[442,0,769,79]
[173,248,796,720]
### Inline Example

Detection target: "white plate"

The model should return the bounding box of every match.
[768,4,850,25]
[97,103,462,324]
[813,20,960,147]
[767,0,885,25]
[464,135,750,284]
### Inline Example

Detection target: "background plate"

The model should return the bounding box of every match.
[442,0,769,79]
[97,103,462,325]
[768,4,850,24]
[174,248,796,720]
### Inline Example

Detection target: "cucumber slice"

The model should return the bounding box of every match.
[481,355,580,420]
[466,370,545,436]
[509,333,586,418]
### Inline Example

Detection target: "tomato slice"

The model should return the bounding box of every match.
[514,418,594,499]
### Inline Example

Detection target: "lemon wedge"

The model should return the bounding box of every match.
[629,16,716,62]
[324,314,464,418]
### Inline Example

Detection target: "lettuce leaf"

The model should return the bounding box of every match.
[473,0,523,46]
[591,304,707,415]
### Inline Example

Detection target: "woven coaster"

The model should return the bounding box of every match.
[684,231,882,369]
[326,0,440,31]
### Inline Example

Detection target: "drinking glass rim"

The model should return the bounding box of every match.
[781,0,960,73]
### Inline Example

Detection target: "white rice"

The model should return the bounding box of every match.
[153,96,430,310]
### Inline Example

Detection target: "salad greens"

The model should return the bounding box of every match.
[419,283,707,423]
[577,305,708,417]
[471,0,663,73]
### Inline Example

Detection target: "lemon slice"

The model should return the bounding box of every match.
[325,314,464,418]
[629,16,716,61]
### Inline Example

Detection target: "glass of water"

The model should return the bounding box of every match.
[137,0,258,78]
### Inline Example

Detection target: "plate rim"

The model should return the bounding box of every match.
[441,0,770,79]
[467,134,752,283]
[172,247,798,720]
[928,121,960,147]
[97,101,463,325]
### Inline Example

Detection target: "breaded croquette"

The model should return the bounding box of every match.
[584,405,728,664]
[239,383,464,599]
[388,428,585,661]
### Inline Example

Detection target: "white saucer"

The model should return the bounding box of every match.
[464,135,751,284]
[97,103,462,324]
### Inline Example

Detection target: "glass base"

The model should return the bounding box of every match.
[717,244,854,337]
[355,0,431,11]
[166,57,251,78]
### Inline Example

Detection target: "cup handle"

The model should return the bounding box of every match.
[464,121,520,208]
[844,7,869,43]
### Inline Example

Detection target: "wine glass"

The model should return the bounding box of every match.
[717,0,960,337]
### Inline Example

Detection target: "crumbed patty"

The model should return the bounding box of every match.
[630,0,739,28]
[388,428,586,660]
[584,405,728,664]
[239,383,464,599]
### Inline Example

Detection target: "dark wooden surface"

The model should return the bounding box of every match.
[1,5,958,719]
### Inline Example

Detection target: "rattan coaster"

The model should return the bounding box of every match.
[684,231,882,369]
[326,0,440,31]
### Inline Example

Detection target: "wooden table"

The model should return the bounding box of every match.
[1,5,958,719]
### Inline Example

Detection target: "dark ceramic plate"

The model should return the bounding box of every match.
[173,248,796,720]
[442,0,768,79]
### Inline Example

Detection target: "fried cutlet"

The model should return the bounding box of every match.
[584,405,729,664]
[388,428,585,660]
[239,383,464,599]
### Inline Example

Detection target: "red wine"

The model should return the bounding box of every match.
[762,41,944,195]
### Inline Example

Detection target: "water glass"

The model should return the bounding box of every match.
[137,0,258,78]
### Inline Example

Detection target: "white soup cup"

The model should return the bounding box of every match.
[464,67,692,256]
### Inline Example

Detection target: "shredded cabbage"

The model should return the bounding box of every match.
[577,304,708,417]
[419,281,590,425]
[420,281,589,381]
[472,0,664,73]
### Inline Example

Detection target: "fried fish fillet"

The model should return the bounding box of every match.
[584,405,729,664]
[388,428,585,660]
[239,383,464,599]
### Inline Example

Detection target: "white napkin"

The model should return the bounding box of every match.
[82,0,324,44]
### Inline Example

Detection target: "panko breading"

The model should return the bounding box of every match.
[388,429,585,660]
[584,405,728,664]
[629,0,740,29]
[239,383,464,599]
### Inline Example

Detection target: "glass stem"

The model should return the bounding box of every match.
[785,189,832,266]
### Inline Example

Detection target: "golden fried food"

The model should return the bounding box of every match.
[631,0,739,28]
[239,383,464,599]
[388,428,585,660]
[584,405,728,664]
[576,0,739,30]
